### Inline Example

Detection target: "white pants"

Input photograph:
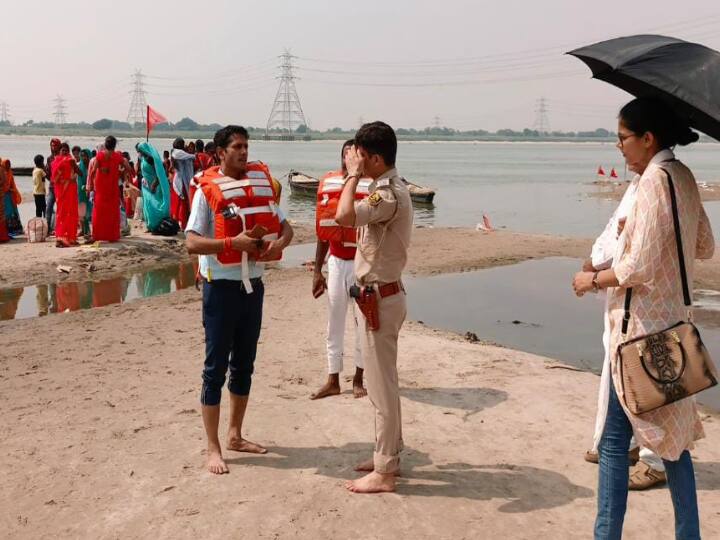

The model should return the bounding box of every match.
[629,437,666,472]
[326,255,362,374]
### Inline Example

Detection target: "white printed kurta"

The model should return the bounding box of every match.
[608,150,714,460]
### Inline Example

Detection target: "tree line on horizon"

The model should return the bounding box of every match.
[0,116,618,139]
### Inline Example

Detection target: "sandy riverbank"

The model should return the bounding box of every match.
[2,226,720,539]
[1,222,592,289]
[2,269,720,539]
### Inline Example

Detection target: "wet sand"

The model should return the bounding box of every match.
[2,226,720,539]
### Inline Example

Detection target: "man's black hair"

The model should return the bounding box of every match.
[60,142,70,152]
[105,135,117,151]
[354,121,396,166]
[214,125,249,149]
[71,145,81,153]
[33,154,44,167]
[172,137,185,150]
[195,139,205,152]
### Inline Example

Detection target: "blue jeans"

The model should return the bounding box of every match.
[200,278,264,406]
[595,383,700,539]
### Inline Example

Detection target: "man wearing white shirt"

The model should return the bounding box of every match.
[186,125,293,475]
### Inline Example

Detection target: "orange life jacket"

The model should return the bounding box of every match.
[315,171,370,247]
[199,162,282,290]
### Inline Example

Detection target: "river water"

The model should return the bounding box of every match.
[4,135,720,236]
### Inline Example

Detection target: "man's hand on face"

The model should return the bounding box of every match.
[344,145,365,178]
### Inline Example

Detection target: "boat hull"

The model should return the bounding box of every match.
[287,171,435,204]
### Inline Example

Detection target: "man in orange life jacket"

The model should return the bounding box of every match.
[311,139,367,400]
[185,125,294,475]
[336,122,413,494]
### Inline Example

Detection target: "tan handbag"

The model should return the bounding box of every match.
[617,163,718,415]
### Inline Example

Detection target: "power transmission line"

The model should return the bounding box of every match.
[127,69,148,126]
[533,97,550,135]
[0,101,10,124]
[266,50,308,139]
[53,95,67,127]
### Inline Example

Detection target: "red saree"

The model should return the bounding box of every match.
[51,155,79,246]
[92,151,123,242]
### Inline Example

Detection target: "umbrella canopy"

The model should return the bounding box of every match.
[568,34,720,141]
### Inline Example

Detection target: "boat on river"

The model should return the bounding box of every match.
[287,170,435,204]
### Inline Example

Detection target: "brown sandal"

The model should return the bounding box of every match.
[629,460,667,490]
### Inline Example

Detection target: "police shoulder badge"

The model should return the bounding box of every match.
[368,192,383,206]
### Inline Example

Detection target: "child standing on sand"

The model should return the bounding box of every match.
[32,154,47,218]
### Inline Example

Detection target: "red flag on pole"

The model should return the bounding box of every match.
[146,105,168,140]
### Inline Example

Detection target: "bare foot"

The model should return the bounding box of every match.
[352,382,367,399]
[310,381,341,400]
[354,458,401,476]
[207,449,229,475]
[345,471,396,494]
[227,437,268,454]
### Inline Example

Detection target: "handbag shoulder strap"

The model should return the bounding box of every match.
[622,159,691,334]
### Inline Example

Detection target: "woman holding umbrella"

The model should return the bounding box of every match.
[573,97,713,539]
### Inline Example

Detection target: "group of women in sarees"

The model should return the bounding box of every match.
[0,136,183,248]
[0,138,175,248]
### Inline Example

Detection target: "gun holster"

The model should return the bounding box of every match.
[350,285,379,331]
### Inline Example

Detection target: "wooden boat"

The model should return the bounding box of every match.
[287,170,319,197]
[401,177,435,204]
[10,166,33,176]
[287,170,435,204]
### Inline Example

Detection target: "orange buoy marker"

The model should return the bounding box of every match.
[610,168,618,178]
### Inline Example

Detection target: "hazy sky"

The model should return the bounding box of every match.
[2,0,719,131]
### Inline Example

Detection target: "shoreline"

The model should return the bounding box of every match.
[588,180,720,202]
[3,221,720,293]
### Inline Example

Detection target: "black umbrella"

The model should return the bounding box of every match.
[567,34,720,141]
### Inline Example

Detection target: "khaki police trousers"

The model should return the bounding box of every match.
[359,288,406,474]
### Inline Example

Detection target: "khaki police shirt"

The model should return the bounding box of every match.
[353,167,413,284]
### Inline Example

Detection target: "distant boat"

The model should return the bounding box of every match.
[287,170,435,204]
[10,166,33,176]
[402,177,435,204]
[287,170,320,197]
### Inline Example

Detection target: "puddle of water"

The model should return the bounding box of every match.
[0,243,316,322]
[404,257,720,410]
[0,261,198,321]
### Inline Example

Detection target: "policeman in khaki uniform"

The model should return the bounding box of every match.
[335,121,413,493]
